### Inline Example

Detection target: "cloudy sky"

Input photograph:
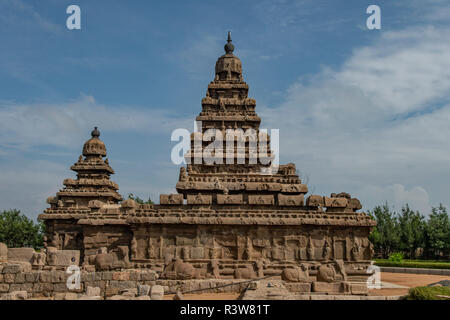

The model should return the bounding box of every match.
[1,0,449,220]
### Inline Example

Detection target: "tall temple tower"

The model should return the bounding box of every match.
[40,33,375,293]
[177,32,305,206]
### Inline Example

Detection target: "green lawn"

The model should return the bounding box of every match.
[405,286,450,300]
[375,259,450,269]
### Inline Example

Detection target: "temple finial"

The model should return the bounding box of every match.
[224,31,234,54]
[91,126,100,138]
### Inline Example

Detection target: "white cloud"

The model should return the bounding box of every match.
[360,184,431,215]
[0,95,191,150]
[260,25,450,214]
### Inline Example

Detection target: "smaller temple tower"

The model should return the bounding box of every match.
[44,127,122,250]
[47,127,122,210]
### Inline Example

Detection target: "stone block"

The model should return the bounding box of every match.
[32,283,44,292]
[150,285,164,300]
[5,290,28,300]
[109,280,136,290]
[102,271,113,280]
[129,271,140,281]
[86,286,101,297]
[187,194,212,205]
[112,271,129,281]
[136,295,151,300]
[284,282,311,293]
[0,284,10,292]
[173,291,184,300]
[81,272,96,282]
[310,295,335,300]
[9,283,22,292]
[47,249,80,267]
[347,198,362,210]
[280,184,308,193]
[54,283,69,292]
[306,195,324,207]
[64,292,79,300]
[160,194,183,205]
[248,195,274,205]
[361,296,386,300]
[105,286,120,297]
[25,272,38,282]
[2,262,31,274]
[7,248,35,263]
[312,281,346,294]
[191,247,204,259]
[323,197,348,208]
[20,283,33,292]
[108,295,130,300]
[217,194,243,205]
[140,271,157,281]
[54,293,65,300]
[42,282,54,292]
[39,272,53,283]
[278,194,304,206]
[350,282,368,295]
[51,271,67,283]
[290,294,310,300]
[4,274,15,283]
[138,284,151,296]
[15,273,26,283]
[78,295,101,300]
[334,295,362,300]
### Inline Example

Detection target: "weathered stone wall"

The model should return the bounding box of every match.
[0,265,255,299]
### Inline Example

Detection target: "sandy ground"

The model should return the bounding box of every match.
[164,272,449,299]
[368,272,449,296]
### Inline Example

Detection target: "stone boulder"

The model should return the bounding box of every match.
[2,262,32,273]
[94,246,130,271]
[234,265,257,279]
[150,285,164,300]
[2,291,28,300]
[281,265,309,282]
[47,247,80,267]
[162,258,197,280]
[7,247,35,263]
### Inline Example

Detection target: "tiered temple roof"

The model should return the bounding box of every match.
[45,127,122,214]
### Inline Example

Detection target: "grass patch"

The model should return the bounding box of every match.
[374,259,450,269]
[406,286,450,300]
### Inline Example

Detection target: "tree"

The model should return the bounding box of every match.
[0,209,44,250]
[424,204,450,258]
[369,203,400,258]
[127,193,154,205]
[398,205,425,258]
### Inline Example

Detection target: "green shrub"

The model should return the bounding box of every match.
[375,259,450,269]
[388,252,404,262]
[406,286,450,300]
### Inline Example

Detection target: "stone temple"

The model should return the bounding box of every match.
[1,33,377,299]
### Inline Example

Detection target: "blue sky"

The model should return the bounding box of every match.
[1,0,450,220]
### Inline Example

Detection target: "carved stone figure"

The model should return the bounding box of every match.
[351,239,361,261]
[323,239,332,260]
[307,237,314,260]
[281,264,309,282]
[130,237,138,259]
